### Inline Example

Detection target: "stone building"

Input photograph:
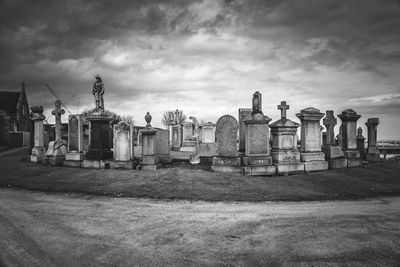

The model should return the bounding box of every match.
[0,83,32,145]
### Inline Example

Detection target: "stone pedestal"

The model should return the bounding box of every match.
[140,112,162,170]
[296,107,328,172]
[270,104,304,174]
[321,145,347,169]
[64,114,85,167]
[366,118,380,162]
[211,115,241,173]
[82,114,113,169]
[30,107,47,163]
[338,109,362,168]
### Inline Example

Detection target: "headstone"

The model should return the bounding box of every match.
[141,112,161,170]
[64,114,85,167]
[211,115,241,173]
[156,128,171,163]
[30,106,47,163]
[242,91,276,176]
[83,76,113,169]
[321,110,347,169]
[43,100,67,166]
[296,107,328,172]
[201,122,216,143]
[270,101,304,174]
[171,124,182,150]
[110,121,139,169]
[356,127,366,161]
[182,122,193,141]
[338,109,362,167]
[198,122,217,158]
[365,118,380,162]
[238,108,252,153]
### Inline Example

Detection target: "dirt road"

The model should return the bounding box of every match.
[1,188,400,266]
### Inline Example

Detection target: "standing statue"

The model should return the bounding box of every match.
[92,74,105,112]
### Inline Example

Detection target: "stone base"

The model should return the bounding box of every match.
[85,149,113,161]
[304,161,328,172]
[321,146,344,159]
[243,165,276,176]
[65,152,85,161]
[141,164,162,170]
[327,158,347,169]
[271,150,300,163]
[110,160,139,169]
[211,165,242,174]
[142,155,160,165]
[347,158,362,168]
[275,162,305,175]
[199,143,217,157]
[366,153,380,162]
[63,160,82,168]
[300,152,325,162]
[243,155,272,166]
[82,160,110,169]
[42,156,65,166]
[212,157,241,166]
[30,154,45,163]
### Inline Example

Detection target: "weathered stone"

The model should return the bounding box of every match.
[199,143,217,157]
[85,115,113,161]
[238,108,252,153]
[326,158,348,169]
[365,118,380,162]
[300,152,325,162]
[201,122,216,143]
[113,121,132,161]
[243,165,276,176]
[304,161,328,172]
[321,146,344,159]
[82,159,110,169]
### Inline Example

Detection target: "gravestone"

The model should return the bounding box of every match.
[156,128,171,163]
[338,109,362,167]
[110,121,139,169]
[30,106,47,163]
[82,76,113,169]
[270,101,304,174]
[181,121,196,152]
[356,127,366,161]
[211,115,241,173]
[242,91,276,176]
[64,114,85,167]
[171,124,182,150]
[43,100,67,166]
[141,112,162,170]
[199,122,217,158]
[365,118,380,162]
[321,110,347,169]
[296,107,328,172]
[238,108,252,153]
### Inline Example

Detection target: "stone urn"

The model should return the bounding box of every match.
[145,112,152,128]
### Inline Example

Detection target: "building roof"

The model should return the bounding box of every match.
[0,91,20,113]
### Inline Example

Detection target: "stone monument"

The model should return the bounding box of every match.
[296,107,328,172]
[30,106,47,163]
[43,100,67,166]
[242,91,275,176]
[199,122,217,158]
[82,75,113,169]
[64,114,85,167]
[110,121,139,169]
[356,127,366,161]
[338,109,362,168]
[238,108,252,153]
[270,101,304,174]
[140,112,161,170]
[365,118,380,162]
[211,115,241,173]
[321,110,347,169]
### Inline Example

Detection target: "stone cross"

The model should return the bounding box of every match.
[52,100,65,141]
[278,101,289,120]
[323,110,337,146]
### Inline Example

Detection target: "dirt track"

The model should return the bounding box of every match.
[1,188,400,266]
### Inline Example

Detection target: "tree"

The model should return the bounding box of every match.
[161,110,186,128]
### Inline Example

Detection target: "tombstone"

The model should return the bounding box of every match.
[171,124,182,151]
[321,110,347,169]
[356,127,366,161]
[242,91,276,176]
[365,118,380,162]
[199,122,217,158]
[270,101,304,174]
[338,109,362,167]
[64,114,85,167]
[238,108,252,153]
[30,106,47,163]
[181,122,196,152]
[109,121,139,169]
[296,107,328,172]
[211,115,241,173]
[155,128,171,163]
[141,112,162,170]
[82,76,113,169]
[43,100,67,166]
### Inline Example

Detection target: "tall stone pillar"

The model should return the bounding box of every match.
[365,118,380,162]
[356,127,366,161]
[296,107,328,172]
[141,112,161,170]
[338,109,362,167]
[64,114,85,167]
[30,106,47,163]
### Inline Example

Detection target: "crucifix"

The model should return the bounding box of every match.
[278,101,289,120]
[323,110,337,146]
[52,99,65,141]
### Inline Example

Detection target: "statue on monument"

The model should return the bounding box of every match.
[92,74,105,113]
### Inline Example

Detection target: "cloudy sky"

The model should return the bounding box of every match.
[1,0,399,139]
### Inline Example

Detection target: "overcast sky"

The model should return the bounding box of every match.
[0,0,399,139]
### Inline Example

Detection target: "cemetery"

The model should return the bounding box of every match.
[24,76,390,177]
